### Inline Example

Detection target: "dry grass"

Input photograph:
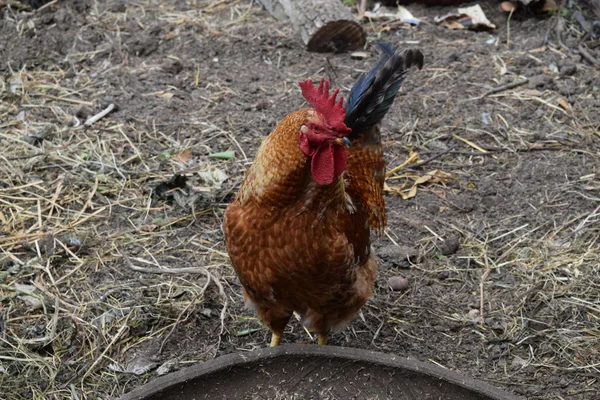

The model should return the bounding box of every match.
[1,0,599,399]
[0,1,246,398]
[0,66,232,398]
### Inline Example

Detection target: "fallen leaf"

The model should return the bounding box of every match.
[500,1,517,12]
[174,149,192,164]
[558,98,572,112]
[529,46,547,53]
[387,170,454,199]
[165,28,180,40]
[541,0,558,12]
[157,92,174,100]
[436,5,496,31]
[403,184,418,199]
[386,151,420,177]
[198,168,229,187]
[364,5,421,25]
[208,151,235,159]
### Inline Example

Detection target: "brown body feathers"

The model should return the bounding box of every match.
[223,46,423,344]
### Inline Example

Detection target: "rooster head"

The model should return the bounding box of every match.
[298,78,352,185]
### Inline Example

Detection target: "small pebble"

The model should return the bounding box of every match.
[74,105,92,119]
[467,308,480,323]
[350,51,369,60]
[437,271,450,280]
[438,235,460,256]
[387,276,409,291]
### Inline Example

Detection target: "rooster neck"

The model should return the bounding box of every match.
[296,177,351,216]
[237,109,348,211]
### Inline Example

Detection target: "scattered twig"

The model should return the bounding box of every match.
[554,17,571,53]
[578,44,599,64]
[472,78,529,100]
[506,8,515,47]
[358,0,367,18]
[36,0,58,13]
[84,103,115,126]
[122,253,210,275]
[408,146,456,170]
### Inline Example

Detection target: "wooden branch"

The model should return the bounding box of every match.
[257,0,366,53]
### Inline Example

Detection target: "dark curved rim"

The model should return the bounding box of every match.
[120,344,523,400]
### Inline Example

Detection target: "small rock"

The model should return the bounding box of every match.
[18,295,43,309]
[53,8,72,26]
[350,51,369,60]
[438,235,460,256]
[110,3,127,12]
[126,356,157,375]
[467,309,480,323]
[557,80,580,97]
[453,193,477,213]
[38,235,56,256]
[74,105,92,119]
[66,237,82,251]
[161,59,183,75]
[200,308,212,318]
[558,59,577,77]
[478,177,496,196]
[532,131,546,141]
[437,271,450,280]
[557,377,569,388]
[157,359,179,376]
[378,245,418,269]
[528,74,553,90]
[481,195,500,208]
[254,100,269,111]
[510,355,527,370]
[425,202,439,215]
[444,51,460,63]
[387,276,410,291]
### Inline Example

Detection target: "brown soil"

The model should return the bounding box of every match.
[1,1,599,399]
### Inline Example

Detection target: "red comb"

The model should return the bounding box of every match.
[298,78,351,135]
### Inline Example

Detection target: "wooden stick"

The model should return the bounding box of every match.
[481,78,529,98]
[578,44,599,65]
[84,104,115,126]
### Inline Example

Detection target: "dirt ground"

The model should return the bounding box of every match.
[1,0,599,399]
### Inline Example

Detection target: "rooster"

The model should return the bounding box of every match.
[224,44,423,346]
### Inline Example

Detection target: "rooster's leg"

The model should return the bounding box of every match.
[270,332,282,347]
[267,314,291,347]
[317,333,328,345]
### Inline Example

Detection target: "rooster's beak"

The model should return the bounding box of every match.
[335,137,352,149]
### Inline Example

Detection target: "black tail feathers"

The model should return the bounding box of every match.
[344,44,423,140]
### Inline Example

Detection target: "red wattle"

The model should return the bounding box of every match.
[311,143,346,185]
